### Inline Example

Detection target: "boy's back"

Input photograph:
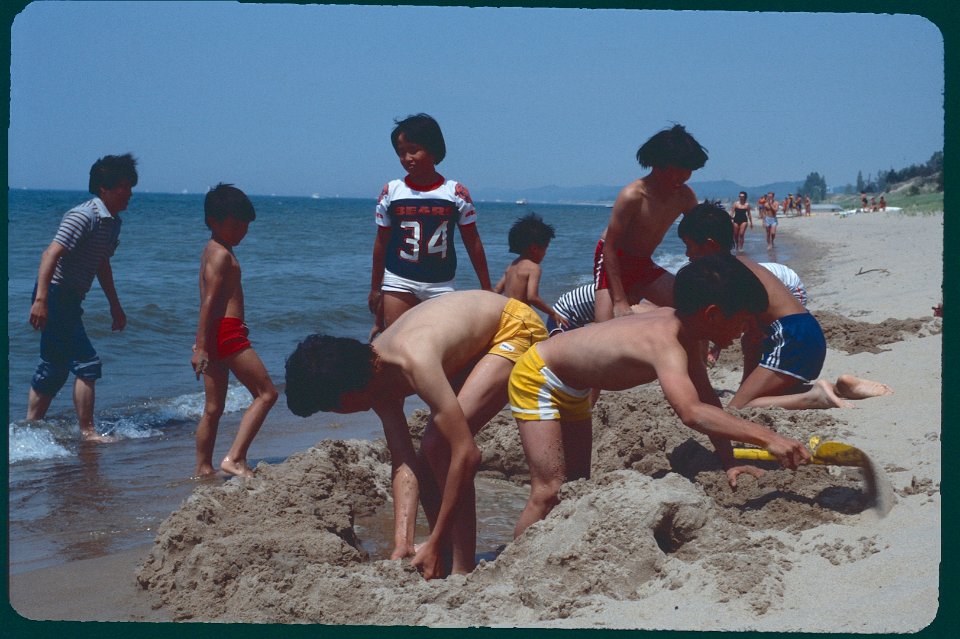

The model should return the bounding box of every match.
[736,256,805,324]
[536,308,688,391]
[497,257,542,304]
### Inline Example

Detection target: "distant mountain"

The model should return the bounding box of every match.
[477,179,803,204]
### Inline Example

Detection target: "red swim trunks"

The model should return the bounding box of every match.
[593,239,668,292]
[213,317,251,360]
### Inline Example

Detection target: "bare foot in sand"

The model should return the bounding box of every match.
[192,464,218,479]
[391,544,415,560]
[835,374,894,400]
[81,430,117,443]
[221,456,255,477]
[810,379,855,409]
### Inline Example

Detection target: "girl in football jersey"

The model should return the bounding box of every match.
[369,113,491,333]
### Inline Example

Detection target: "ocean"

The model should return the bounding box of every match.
[6,188,784,574]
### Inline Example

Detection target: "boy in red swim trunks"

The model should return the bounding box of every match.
[594,124,707,322]
[191,184,278,478]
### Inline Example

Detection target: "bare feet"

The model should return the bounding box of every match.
[192,464,218,479]
[835,374,894,400]
[809,379,855,409]
[81,430,117,443]
[221,456,255,477]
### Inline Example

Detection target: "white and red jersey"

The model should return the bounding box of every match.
[375,176,477,283]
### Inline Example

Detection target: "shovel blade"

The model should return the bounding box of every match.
[811,440,867,467]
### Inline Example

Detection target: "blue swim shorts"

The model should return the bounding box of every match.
[759,312,826,383]
[31,284,102,396]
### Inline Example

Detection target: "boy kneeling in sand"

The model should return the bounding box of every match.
[284,290,547,579]
[677,202,892,409]
[509,254,813,538]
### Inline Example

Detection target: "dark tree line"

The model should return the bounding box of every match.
[852,151,943,194]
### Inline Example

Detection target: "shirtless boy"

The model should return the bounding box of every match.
[763,191,779,250]
[677,202,892,410]
[594,124,707,321]
[494,212,564,328]
[509,254,812,537]
[284,290,547,579]
[192,184,278,478]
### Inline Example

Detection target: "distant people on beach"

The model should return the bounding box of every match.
[26,153,138,443]
[285,290,547,580]
[191,184,278,478]
[879,195,887,211]
[494,212,565,328]
[762,190,779,250]
[369,113,491,336]
[594,123,707,322]
[730,191,753,252]
[509,254,812,538]
[804,195,812,216]
[678,202,893,409]
[859,192,869,212]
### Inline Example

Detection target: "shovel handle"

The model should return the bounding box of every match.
[733,447,778,462]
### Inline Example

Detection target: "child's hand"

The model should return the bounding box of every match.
[411,539,444,580]
[554,312,570,328]
[28,299,48,330]
[724,464,765,489]
[191,348,211,380]
[368,289,383,315]
[766,435,812,470]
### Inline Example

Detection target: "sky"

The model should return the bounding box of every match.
[5,2,946,198]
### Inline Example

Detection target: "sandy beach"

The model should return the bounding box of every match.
[10,209,943,631]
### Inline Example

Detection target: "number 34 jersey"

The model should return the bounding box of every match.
[375,176,477,283]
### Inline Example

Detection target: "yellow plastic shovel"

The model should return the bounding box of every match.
[733,436,866,466]
[733,436,893,516]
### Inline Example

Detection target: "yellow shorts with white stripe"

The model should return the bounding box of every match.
[486,298,548,362]
[508,343,592,422]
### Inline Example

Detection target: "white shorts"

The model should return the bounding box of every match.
[381,270,455,301]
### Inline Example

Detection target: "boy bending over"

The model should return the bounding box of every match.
[192,184,278,477]
[677,202,892,409]
[509,254,812,538]
[285,290,547,579]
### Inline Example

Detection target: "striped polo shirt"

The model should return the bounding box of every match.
[553,283,597,328]
[51,197,122,297]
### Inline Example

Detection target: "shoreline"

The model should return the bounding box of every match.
[8,210,943,629]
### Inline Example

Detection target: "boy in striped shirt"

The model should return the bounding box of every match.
[27,154,138,442]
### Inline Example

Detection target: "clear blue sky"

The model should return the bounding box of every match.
[7,2,944,197]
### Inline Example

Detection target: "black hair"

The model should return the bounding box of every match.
[677,200,734,251]
[204,183,256,229]
[88,153,138,195]
[284,335,377,416]
[391,113,446,163]
[636,124,708,170]
[673,253,768,318]
[508,212,555,254]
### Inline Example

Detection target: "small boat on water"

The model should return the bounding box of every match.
[515,199,527,205]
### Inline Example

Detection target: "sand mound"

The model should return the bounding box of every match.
[137,386,887,625]
[814,311,940,354]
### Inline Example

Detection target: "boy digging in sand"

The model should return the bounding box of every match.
[509,254,812,537]
[677,201,892,409]
[494,212,566,328]
[284,290,547,580]
[192,184,278,477]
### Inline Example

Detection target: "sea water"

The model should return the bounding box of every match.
[6,188,782,573]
